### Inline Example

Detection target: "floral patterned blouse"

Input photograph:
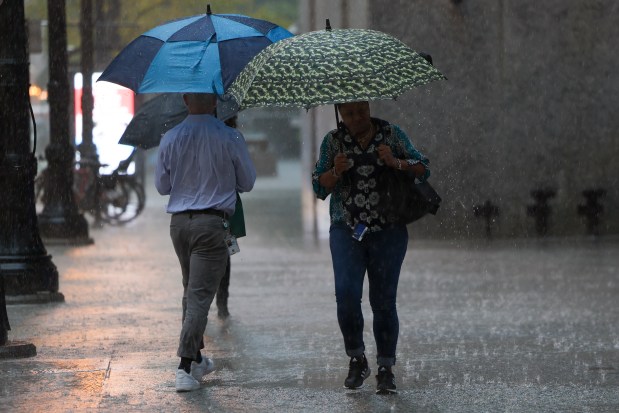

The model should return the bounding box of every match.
[312,118,430,232]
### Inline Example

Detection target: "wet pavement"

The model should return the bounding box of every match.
[2,160,619,412]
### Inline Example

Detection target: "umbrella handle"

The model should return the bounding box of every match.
[333,104,345,154]
[334,104,340,128]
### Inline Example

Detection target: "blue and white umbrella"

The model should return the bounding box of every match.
[98,5,293,95]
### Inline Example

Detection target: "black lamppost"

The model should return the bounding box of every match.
[0,0,60,294]
[78,0,97,162]
[0,0,48,357]
[37,0,92,244]
[0,0,62,292]
[77,0,104,225]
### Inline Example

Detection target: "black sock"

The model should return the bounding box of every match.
[195,351,202,364]
[178,357,192,374]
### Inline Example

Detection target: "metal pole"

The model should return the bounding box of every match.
[78,0,96,161]
[309,0,319,242]
[78,0,103,226]
[38,0,92,244]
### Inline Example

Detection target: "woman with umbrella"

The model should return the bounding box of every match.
[312,100,430,394]
[227,22,444,393]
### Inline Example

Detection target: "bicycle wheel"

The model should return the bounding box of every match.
[100,176,145,225]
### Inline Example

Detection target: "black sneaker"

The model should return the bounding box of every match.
[344,355,370,389]
[376,366,397,394]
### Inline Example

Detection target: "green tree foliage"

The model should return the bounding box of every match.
[122,0,297,39]
[26,0,81,46]
[26,0,298,66]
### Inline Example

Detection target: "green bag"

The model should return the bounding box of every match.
[229,193,246,238]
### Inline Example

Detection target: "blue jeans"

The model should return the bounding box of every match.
[329,223,408,367]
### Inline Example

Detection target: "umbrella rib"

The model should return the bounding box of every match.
[192,42,210,69]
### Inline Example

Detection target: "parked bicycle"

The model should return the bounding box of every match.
[36,149,146,225]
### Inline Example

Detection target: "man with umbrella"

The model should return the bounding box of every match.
[99,7,292,392]
[155,93,256,392]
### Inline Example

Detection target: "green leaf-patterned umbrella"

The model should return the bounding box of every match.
[226,23,446,111]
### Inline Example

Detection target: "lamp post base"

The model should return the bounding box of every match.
[0,341,37,359]
[0,254,60,295]
[37,143,93,245]
[38,215,94,246]
[5,291,65,305]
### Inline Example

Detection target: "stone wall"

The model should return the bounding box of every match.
[371,0,619,238]
[300,0,619,239]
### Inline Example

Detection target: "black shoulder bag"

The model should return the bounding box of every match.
[378,168,442,225]
[376,124,441,224]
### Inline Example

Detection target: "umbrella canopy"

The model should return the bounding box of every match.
[98,6,293,94]
[227,25,446,109]
[118,94,187,149]
[118,94,242,149]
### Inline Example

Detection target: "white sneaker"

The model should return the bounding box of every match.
[191,357,215,381]
[175,369,200,392]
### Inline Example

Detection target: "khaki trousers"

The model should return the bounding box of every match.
[170,212,228,359]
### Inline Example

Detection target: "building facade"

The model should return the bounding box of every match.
[299,0,619,239]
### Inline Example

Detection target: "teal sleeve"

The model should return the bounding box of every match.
[392,124,431,182]
[311,133,337,200]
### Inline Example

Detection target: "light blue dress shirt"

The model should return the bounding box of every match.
[155,114,256,215]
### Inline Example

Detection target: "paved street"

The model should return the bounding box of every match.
[1,161,618,412]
